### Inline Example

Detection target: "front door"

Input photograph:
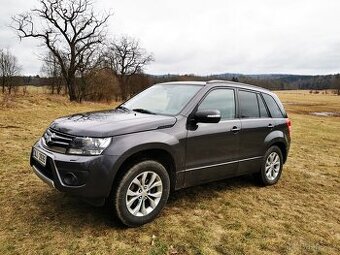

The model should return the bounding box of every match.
[184,88,241,187]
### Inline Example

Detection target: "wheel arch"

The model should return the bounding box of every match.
[268,139,288,163]
[264,130,289,164]
[111,146,177,195]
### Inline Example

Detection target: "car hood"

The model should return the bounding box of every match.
[50,109,177,137]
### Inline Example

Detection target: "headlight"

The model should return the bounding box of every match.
[67,137,112,155]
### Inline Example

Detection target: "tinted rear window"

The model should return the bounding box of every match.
[262,93,284,118]
[238,90,259,118]
[257,94,269,118]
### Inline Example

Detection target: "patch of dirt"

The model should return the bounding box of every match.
[284,102,324,106]
[0,125,22,129]
[310,112,340,117]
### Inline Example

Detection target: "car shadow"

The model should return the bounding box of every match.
[30,174,258,229]
[168,174,258,205]
[31,191,124,229]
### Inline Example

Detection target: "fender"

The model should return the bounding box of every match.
[104,129,184,184]
[265,130,288,147]
[264,129,289,161]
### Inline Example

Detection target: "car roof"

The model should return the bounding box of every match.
[158,80,271,93]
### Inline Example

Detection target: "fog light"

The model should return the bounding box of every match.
[63,173,78,186]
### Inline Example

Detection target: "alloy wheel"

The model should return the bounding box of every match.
[125,171,163,217]
[265,152,281,181]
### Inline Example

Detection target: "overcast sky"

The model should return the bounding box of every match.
[1,0,340,76]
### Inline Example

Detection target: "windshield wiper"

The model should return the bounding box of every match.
[132,108,156,115]
[116,105,130,112]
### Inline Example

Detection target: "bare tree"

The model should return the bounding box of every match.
[75,46,107,102]
[82,67,120,102]
[107,36,154,100]
[332,74,340,95]
[12,0,111,102]
[41,52,64,94]
[0,49,21,94]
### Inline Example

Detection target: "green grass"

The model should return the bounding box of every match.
[0,89,339,254]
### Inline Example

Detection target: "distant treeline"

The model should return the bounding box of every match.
[6,72,339,101]
[149,73,336,91]
[13,73,335,90]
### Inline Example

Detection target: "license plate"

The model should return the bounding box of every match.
[33,148,47,167]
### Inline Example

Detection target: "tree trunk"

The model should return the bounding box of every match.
[67,77,78,102]
[1,76,5,94]
[63,82,68,96]
[57,82,62,94]
[51,83,55,94]
[69,90,77,101]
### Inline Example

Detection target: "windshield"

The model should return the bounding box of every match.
[121,84,203,115]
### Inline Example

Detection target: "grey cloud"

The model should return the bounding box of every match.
[0,0,339,75]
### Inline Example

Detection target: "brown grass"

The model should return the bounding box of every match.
[0,89,339,254]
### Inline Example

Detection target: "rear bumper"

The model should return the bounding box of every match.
[30,139,120,199]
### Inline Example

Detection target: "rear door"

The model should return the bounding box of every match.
[184,88,241,186]
[237,90,273,174]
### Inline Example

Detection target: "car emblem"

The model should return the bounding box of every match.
[46,134,52,145]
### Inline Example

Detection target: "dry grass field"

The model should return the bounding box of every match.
[0,88,339,254]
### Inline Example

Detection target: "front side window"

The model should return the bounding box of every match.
[238,90,259,118]
[198,89,235,120]
[123,84,202,115]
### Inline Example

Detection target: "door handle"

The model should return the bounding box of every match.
[231,126,241,133]
[268,123,274,128]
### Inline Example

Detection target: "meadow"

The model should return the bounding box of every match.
[0,88,339,254]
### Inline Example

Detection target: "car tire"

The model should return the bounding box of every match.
[111,160,170,227]
[255,146,283,186]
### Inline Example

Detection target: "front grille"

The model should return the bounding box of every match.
[43,128,74,153]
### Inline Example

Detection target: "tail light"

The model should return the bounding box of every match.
[286,118,292,135]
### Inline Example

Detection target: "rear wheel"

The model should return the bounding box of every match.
[111,160,170,227]
[256,146,283,185]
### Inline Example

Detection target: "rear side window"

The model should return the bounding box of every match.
[257,94,269,118]
[262,93,284,118]
[238,90,259,118]
[198,89,235,120]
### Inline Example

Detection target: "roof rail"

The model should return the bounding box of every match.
[207,79,241,84]
[206,80,227,84]
[206,80,270,91]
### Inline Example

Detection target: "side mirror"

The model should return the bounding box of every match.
[194,109,221,123]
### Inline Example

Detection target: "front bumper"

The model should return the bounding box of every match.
[30,139,120,198]
[32,164,55,188]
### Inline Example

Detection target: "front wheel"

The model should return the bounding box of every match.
[256,146,283,186]
[112,160,170,227]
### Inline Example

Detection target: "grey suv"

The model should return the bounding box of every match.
[30,80,291,226]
